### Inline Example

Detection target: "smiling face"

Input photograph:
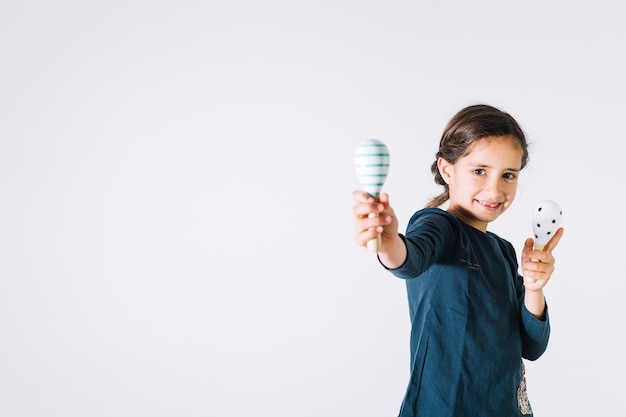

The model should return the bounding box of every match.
[437,135,524,232]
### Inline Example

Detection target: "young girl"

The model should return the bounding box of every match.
[352,104,564,416]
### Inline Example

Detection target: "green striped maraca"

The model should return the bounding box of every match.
[354,138,390,252]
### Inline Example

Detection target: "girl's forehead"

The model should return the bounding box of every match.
[467,135,523,154]
[463,135,524,167]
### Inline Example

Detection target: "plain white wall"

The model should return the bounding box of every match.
[1,1,623,416]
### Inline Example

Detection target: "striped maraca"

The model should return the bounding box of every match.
[354,139,390,252]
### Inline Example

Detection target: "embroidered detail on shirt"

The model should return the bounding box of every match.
[517,361,533,415]
[459,257,480,271]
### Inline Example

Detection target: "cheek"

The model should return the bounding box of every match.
[506,183,518,199]
[449,179,471,193]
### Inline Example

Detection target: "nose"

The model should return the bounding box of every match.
[484,175,503,199]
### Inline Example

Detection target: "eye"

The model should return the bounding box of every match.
[503,172,517,180]
[473,169,486,175]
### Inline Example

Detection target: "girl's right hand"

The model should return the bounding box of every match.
[351,190,398,252]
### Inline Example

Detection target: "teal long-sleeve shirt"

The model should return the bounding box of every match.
[382,208,550,417]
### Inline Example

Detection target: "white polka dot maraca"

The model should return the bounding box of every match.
[532,200,563,250]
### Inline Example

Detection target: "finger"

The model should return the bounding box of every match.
[528,248,556,267]
[525,237,535,249]
[523,268,548,286]
[542,227,564,253]
[522,262,541,284]
[523,274,539,285]
[522,238,536,263]
[355,225,383,246]
[524,277,547,288]
[525,254,555,271]
[522,238,534,256]
[353,202,384,219]
[352,189,376,203]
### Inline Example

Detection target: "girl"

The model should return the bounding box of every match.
[352,104,564,416]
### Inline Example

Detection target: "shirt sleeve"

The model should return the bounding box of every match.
[520,302,551,360]
[378,209,458,279]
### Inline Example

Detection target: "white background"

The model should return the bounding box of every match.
[1,1,624,416]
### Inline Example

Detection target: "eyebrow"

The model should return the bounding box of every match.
[473,163,521,172]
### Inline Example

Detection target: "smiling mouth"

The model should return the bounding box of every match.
[477,200,502,209]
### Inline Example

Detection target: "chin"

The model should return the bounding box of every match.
[476,209,504,223]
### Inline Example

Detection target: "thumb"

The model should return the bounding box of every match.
[524,237,534,250]
[522,237,534,259]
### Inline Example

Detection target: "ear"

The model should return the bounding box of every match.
[437,157,453,185]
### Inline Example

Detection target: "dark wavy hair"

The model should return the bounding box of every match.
[426,104,529,208]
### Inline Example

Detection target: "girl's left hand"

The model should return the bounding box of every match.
[521,227,564,291]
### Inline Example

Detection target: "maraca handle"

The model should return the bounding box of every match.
[366,212,382,252]
[530,242,544,263]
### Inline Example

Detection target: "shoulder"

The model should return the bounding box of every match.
[404,208,462,248]
[407,207,462,232]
